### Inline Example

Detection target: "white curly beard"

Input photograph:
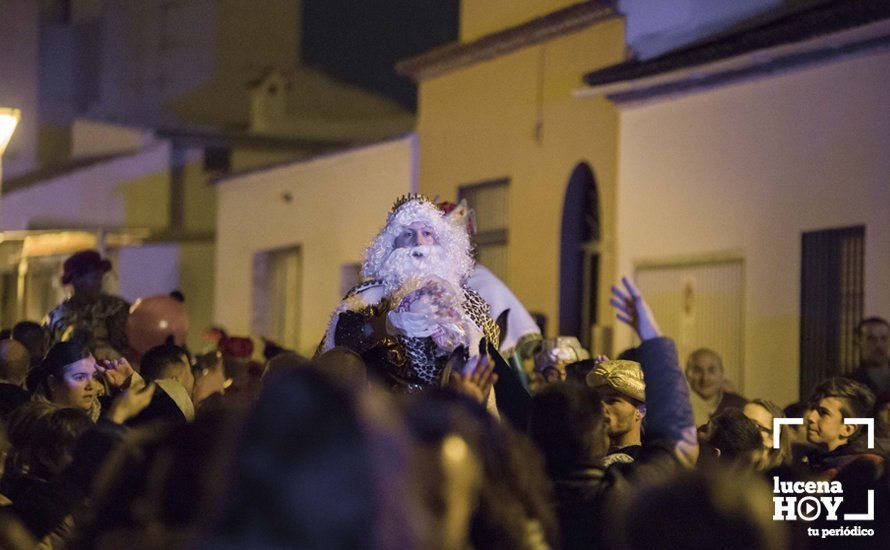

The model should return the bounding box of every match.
[377,245,464,296]
[362,199,474,294]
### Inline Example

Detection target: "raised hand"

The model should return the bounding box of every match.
[609,276,662,342]
[108,382,156,424]
[447,344,498,404]
[97,357,136,389]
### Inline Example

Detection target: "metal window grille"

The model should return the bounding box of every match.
[799,226,865,399]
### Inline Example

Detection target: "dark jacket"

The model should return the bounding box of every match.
[551,337,698,549]
[715,391,747,415]
[804,442,885,480]
[7,421,127,541]
[0,383,29,419]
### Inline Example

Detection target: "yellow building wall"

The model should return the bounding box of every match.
[460,0,585,42]
[417,17,626,343]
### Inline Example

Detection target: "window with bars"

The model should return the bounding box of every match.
[459,179,509,281]
[799,226,865,399]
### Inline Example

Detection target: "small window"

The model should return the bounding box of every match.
[459,179,509,281]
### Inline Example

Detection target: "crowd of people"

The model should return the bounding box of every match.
[0,195,887,549]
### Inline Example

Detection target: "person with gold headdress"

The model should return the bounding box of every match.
[587,359,646,466]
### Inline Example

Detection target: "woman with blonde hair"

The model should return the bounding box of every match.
[743,398,792,470]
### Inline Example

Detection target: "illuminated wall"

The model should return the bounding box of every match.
[615,50,890,405]
[0,134,217,351]
[213,135,414,356]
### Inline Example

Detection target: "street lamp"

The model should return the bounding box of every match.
[0,108,20,158]
[0,107,21,223]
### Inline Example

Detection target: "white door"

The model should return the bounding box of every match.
[635,259,745,392]
[253,246,302,351]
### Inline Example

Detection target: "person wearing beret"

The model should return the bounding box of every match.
[44,250,131,360]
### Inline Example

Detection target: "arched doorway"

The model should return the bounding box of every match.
[559,163,600,347]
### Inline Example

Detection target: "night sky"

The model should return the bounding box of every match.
[301,0,460,110]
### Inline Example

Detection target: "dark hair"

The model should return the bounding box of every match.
[809,377,875,442]
[261,351,310,381]
[140,344,190,383]
[32,407,92,476]
[407,388,558,549]
[5,401,57,472]
[12,321,48,366]
[209,369,380,548]
[38,341,91,393]
[530,382,606,475]
[783,400,808,418]
[701,408,762,466]
[0,339,30,384]
[856,316,889,337]
[620,469,788,550]
[313,347,366,389]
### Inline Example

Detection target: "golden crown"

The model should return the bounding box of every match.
[389,193,437,214]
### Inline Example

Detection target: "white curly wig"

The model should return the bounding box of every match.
[362,197,474,289]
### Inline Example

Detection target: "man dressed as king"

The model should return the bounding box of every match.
[319,194,500,393]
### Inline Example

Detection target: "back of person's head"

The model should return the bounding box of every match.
[5,401,59,472]
[619,468,788,550]
[810,376,875,419]
[140,343,190,383]
[210,368,417,548]
[699,408,763,467]
[31,407,92,476]
[141,343,194,401]
[783,400,808,418]
[11,322,48,368]
[0,339,30,386]
[407,388,558,550]
[260,351,310,382]
[313,347,367,389]
[530,382,607,475]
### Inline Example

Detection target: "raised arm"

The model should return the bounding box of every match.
[610,277,698,468]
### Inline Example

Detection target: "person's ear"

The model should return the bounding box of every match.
[839,422,857,440]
